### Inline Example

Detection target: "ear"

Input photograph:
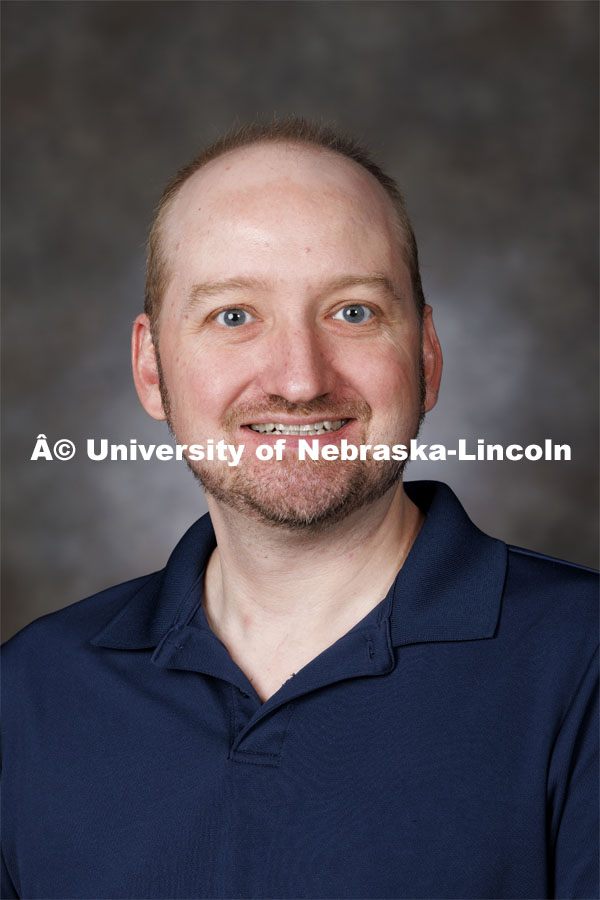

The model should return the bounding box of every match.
[131,314,167,421]
[421,305,443,413]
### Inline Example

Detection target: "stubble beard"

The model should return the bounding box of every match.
[155,348,426,532]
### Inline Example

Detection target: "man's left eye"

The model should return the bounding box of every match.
[332,305,373,324]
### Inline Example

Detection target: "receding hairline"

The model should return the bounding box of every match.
[158,138,406,257]
[146,122,425,337]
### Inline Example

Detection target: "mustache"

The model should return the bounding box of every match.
[222,396,372,429]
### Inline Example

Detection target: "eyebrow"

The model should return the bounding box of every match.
[324,274,399,298]
[185,273,400,310]
[185,277,270,311]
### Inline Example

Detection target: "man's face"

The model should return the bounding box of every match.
[135,143,441,528]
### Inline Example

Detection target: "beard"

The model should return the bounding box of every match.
[155,349,426,532]
[192,430,404,531]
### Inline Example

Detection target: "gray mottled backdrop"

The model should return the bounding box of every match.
[3,1,598,641]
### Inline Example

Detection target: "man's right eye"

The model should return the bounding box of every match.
[215,309,255,327]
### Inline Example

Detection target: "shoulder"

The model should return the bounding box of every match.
[505,544,597,611]
[507,543,597,582]
[2,572,158,675]
[501,545,598,662]
[2,511,215,680]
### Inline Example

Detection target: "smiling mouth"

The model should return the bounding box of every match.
[247,419,350,436]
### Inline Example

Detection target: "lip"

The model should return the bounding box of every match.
[239,418,358,447]
[242,416,353,428]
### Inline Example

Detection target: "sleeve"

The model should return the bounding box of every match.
[2,643,20,900]
[548,645,599,899]
[1,847,18,899]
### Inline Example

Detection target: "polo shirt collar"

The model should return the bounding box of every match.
[393,481,506,646]
[91,480,506,652]
[90,514,216,650]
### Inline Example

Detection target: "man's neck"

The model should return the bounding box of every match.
[202,483,423,701]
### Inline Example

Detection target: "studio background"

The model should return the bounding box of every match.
[2,0,598,641]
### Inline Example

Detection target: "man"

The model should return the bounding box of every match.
[2,119,598,899]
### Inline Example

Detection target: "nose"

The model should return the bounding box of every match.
[256,323,336,404]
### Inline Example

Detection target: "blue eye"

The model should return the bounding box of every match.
[333,305,373,324]
[216,308,254,327]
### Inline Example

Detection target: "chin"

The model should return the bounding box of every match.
[187,455,405,531]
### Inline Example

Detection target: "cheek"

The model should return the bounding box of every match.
[339,342,421,409]
[162,343,241,430]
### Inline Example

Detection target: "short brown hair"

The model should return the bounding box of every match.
[145,117,425,336]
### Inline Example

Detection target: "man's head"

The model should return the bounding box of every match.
[132,119,442,529]
[144,118,426,341]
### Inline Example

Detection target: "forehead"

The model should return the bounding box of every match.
[162,142,403,266]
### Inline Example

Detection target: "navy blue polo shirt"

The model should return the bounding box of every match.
[2,481,598,899]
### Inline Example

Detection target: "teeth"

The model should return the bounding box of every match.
[248,419,348,435]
